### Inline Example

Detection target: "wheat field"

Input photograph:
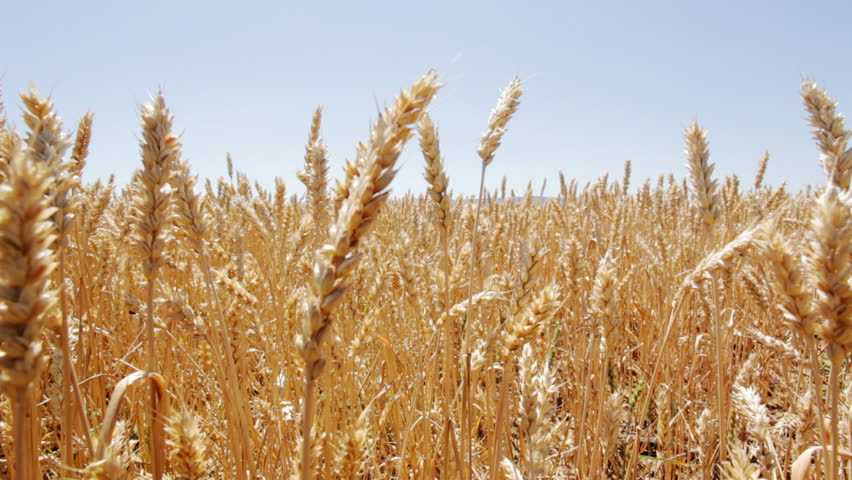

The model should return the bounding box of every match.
[0,72,850,479]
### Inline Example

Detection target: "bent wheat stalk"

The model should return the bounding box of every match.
[464,76,522,480]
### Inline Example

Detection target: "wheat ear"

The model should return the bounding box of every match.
[419,113,452,239]
[0,86,6,182]
[0,131,19,184]
[802,79,851,189]
[166,411,211,480]
[478,76,523,167]
[20,87,70,167]
[516,344,558,478]
[0,85,5,131]
[685,121,721,228]
[70,112,94,178]
[754,151,769,190]
[807,187,852,361]
[590,250,620,344]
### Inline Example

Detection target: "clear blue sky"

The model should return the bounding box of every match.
[2,0,851,196]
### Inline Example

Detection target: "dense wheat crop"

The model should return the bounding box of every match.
[0,72,850,479]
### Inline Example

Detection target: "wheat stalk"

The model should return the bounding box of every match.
[171,157,256,480]
[478,76,523,167]
[297,71,440,480]
[0,145,58,480]
[804,186,852,480]
[128,92,181,480]
[18,86,95,472]
[464,77,523,480]
[298,106,330,239]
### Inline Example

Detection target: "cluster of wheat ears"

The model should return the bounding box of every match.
[0,71,851,480]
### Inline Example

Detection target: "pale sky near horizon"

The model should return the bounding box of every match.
[2,0,851,196]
